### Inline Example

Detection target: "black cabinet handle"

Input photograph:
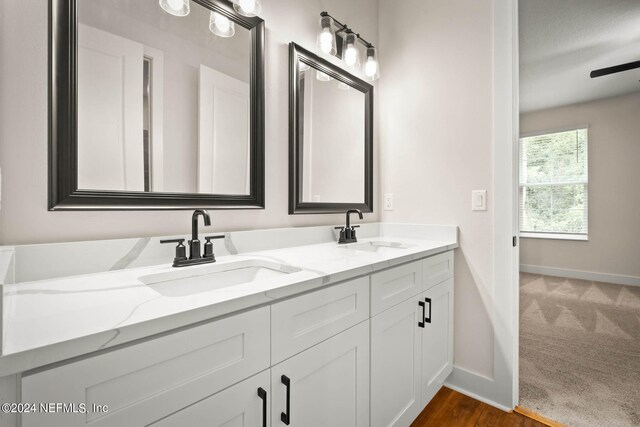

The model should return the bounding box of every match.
[418,301,425,328]
[257,387,267,427]
[424,297,432,323]
[281,375,291,425]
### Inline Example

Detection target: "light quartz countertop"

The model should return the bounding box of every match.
[0,224,457,376]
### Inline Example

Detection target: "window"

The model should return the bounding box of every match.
[519,128,588,240]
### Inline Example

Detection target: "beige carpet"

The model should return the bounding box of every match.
[519,273,640,427]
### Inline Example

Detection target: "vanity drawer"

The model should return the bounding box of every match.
[423,250,454,291]
[271,277,369,364]
[371,260,423,316]
[21,306,270,427]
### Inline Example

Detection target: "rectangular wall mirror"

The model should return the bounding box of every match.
[49,0,264,210]
[288,43,373,214]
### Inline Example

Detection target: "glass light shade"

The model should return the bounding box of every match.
[209,12,235,38]
[316,70,332,81]
[342,32,360,69]
[337,81,351,91]
[317,16,336,55]
[363,46,380,80]
[299,62,310,72]
[233,0,262,17]
[159,0,190,16]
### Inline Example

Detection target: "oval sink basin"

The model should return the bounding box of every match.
[339,241,413,253]
[139,260,301,297]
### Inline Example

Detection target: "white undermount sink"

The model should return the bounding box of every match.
[139,259,302,297]
[339,241,413,253]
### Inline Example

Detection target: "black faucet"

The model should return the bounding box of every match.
[161,209,224,267]
[336,209,363,244]
[190,209,211,259]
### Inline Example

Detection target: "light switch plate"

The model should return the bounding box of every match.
[472,190,487,211]
[384,193,394,210]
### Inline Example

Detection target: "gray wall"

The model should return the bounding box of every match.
[520,92,640,279]
[0,0,380,245]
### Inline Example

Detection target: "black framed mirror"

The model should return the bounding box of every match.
[288,43,373,214]
[49,0,265,210]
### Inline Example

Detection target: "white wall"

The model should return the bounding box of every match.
[520,92,640,280]
[379,0,517,409]
[0,0,379,245]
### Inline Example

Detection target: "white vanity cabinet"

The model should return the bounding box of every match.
[18,250,454,427]
[370,251,454,427]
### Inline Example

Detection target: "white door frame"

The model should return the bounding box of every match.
[492,0,520,409]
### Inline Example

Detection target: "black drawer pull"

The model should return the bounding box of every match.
[418,301,426,328]
[424,297,432,323]
[257,387,267,427]
[281,375,291,425]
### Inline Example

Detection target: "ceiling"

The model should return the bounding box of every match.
[519,0,640,113]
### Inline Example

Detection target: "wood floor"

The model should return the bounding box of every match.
[410,388,547,427]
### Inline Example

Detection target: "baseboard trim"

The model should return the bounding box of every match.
[444,367,512,412]
[514,406,567,427]
[520,264,640,287]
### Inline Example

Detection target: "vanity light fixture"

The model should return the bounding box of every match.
[342,31,359,68]
[317,15,337,55]
[159,0,190,16]
[316,12,380,80]
[209,11,235,38]
[363,46,380,81]
[233,0,262,17]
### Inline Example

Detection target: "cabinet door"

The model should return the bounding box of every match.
[371,296,423,427]
[150,370,270,427]
[271,322,369,427]
[421,278,454,406]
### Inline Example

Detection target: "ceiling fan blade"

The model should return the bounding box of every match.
[590,60,640,78]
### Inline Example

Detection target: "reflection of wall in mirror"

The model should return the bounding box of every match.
[198,66,250,195]
[78,0,251,194]
[301,71,365,203]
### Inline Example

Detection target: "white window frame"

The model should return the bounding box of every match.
[519,124,589,241]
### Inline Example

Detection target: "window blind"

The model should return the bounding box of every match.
[519,128,588,236]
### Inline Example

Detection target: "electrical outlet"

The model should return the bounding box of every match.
[384,193,394,210]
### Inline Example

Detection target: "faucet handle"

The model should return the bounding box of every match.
[351,225,360,229]
[203,235,224,259]
[334,226,345,230]
[160,239,187,262]
[160,238,185,244]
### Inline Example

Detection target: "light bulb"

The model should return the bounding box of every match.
[234,0,261,17]
[239,0,256,14]
[167,0,183,10]
[317,16,336,55]
[338,82,350,91]
[159,0,190,16]
[320,29,334,54]
[215,14,230,32]
[365,57,377,77]
[344,46,358,66]
[209,12,235,37]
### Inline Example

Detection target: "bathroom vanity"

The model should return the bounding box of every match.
[0,223,457,427]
